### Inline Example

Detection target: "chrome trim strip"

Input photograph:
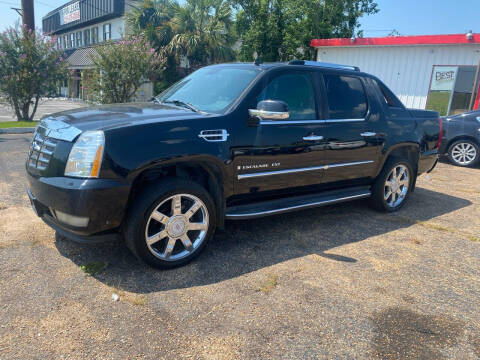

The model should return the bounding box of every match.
[237,160,374,179]
[259,118,365,125]
[260,119,326,125]
[225,192,371,219]
[324,118,365,123]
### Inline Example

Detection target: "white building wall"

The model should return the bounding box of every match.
[316,44,480,109]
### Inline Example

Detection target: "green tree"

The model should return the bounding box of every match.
[169,0,237,70]
[126,0,179,91]
[0,25,68,121]
[235,0,378,62]
[87,36,165,104]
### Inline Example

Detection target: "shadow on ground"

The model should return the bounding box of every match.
[55,187,471,293]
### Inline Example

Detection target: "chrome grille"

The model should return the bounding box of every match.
[28,129,58,171]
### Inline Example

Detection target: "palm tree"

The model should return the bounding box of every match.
[127,0,176,50]
[126,0,179,90]
[169,0,236,70]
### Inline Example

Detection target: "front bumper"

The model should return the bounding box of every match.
[26,172,130,241]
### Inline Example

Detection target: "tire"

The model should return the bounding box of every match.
[369,158,414,212]
[448,140,479,167]
[124,178,216,269]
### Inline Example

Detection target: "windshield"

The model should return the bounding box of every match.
[156,66,261,114]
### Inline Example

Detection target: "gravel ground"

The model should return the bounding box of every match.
[0,134,479,359]
[0,98,85,122]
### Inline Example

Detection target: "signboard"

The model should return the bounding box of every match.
[60,2,80,25]
[430,66,458,92]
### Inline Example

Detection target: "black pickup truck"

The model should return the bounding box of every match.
[26,61,442,268]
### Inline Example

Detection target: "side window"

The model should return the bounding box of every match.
[258,73,316,120]
[373,79,404,108]
[324,74,367,119]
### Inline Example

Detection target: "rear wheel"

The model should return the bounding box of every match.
[370,158,413,212]
[448,140,479,167]
[124,179,216,269]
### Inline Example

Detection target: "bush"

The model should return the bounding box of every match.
[0,25,68,121]
[87,36,165,104]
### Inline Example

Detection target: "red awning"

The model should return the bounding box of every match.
[311,33,480,47]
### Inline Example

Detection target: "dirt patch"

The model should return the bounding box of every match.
[0,206,53,248]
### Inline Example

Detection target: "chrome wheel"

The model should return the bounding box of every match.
[384,164,409,208]
[145,194,209,261]
[451,142,477,165]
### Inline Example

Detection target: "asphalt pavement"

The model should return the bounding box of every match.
[0,134,479,359]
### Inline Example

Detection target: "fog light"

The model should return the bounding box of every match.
[55,210,89,228]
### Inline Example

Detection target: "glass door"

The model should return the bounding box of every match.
[426,65,480,116]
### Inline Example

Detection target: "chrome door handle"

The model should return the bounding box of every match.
[360,132,377,137]
[303,135,324,141]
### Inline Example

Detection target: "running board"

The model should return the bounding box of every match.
[225,187,371,220]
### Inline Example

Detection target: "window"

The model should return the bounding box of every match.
[324,74,367,119]
[157,66,260,114]
[257,73,316,120]
[103,23,111,41]
[64,35,69,49]
[91,27,99,44]
[69,33,75,48]
[84,29,91,46]
[57,37,62,49]
[373,79,404,108]
[75,31,82,47]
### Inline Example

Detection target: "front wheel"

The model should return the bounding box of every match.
[124,179,216,269]
[370,159,414,212]
[448,140,479,167]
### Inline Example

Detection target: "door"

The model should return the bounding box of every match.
[317,73,381,185]
[233,71,327,195]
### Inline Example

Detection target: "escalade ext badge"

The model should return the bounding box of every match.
[37,118,82,142]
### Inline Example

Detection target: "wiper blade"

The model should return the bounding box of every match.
[162,99,199,113]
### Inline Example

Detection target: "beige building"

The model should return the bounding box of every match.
[42,0,153,101]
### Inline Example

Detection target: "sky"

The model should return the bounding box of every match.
[0,0,478,37]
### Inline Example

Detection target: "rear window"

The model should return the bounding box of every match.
[324,74,367,119]
[373,79,404,108]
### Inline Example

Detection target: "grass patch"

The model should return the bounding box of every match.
[257,273,278,294]
[130,294,148,306]
[390,216,478,243]
[0,121,38,129]
[80,261,108,276]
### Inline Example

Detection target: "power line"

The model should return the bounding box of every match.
[36,0,55,8]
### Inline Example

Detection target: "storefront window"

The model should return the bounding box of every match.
[76,31,82,47]
[103,23,111,41]
[84,29,90,46]
[91,27,99,44]
[426,65,479,116]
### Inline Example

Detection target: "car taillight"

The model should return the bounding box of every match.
[436,117,443,149]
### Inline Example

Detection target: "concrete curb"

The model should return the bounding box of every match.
[0,127,35,134]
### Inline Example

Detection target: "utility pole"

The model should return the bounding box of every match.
[21,0,35,31]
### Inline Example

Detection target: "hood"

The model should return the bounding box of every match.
[443,110,480,121]
[38,102,209,140]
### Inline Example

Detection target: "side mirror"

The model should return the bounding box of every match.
[248,100,290,125]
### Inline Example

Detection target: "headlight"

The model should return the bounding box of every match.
[476,116,480,124]
[65,131,105,178]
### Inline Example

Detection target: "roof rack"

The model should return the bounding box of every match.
[288,60,360,72]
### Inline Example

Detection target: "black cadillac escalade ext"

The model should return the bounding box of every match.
[26,61,442,269]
